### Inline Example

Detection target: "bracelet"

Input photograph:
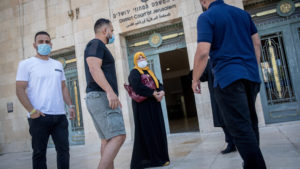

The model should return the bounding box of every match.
[30,109,37,115]
[68,105,75,109]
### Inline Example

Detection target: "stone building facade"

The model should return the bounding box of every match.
[1,0,299,154]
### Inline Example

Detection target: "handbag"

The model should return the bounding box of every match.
[140,74,157,90]
[124,74,157,103]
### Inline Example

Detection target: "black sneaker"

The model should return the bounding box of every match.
[221,144,236,154]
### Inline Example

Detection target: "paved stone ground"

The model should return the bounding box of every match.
[1,121,299,169]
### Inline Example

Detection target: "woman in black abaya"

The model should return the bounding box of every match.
[129,52,170,169]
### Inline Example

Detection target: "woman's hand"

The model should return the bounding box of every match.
[153,91,160,102]
[153,91,164,102]
[157,91,164,102]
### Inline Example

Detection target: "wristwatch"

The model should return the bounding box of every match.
[68,105,75,109]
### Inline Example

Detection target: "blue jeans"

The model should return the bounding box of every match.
[28,114,69,169]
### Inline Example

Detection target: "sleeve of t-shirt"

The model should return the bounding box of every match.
[60,63,66,81]
[248,14,258,35]
[16,61,29,81]
[85,40,105,60]
[197,14,213,43]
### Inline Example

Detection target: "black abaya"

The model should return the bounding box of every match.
[129,69,170,169]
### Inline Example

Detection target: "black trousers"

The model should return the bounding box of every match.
[222,126,234,146]
[214,79,266,169]
[28,114,69,169]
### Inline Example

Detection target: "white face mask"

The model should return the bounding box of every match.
[137,60,148,68]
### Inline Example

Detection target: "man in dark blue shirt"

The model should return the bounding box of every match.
[192,0,266,169]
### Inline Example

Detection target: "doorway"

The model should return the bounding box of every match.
[126,22,200,133]
[258,23,300,123]
[159,48,199,133]
[245,0,300,124]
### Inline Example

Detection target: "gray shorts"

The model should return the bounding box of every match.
[85,91,126,140]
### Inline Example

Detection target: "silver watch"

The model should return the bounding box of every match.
[68,105,75,109]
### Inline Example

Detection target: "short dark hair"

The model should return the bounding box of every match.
[34,31,50,41]
[94,18,111,33]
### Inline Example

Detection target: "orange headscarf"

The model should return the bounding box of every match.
[133,52,159,89]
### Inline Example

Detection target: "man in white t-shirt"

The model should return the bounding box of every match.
[16,31,75,169]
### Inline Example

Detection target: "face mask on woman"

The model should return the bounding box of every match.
[137,60,148,68]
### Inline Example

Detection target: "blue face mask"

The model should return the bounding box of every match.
[37,44,52,55]
[108,34,115,44]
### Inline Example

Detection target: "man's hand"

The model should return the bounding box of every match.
[192,80,201,94]
[192,42,210,94]
[107,90,122,109]
[30,110,45,119]
[68,107,76,120]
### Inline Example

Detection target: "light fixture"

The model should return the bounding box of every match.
[166,68,171,71]
[76,8,80,19]
[68,10,74,20]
